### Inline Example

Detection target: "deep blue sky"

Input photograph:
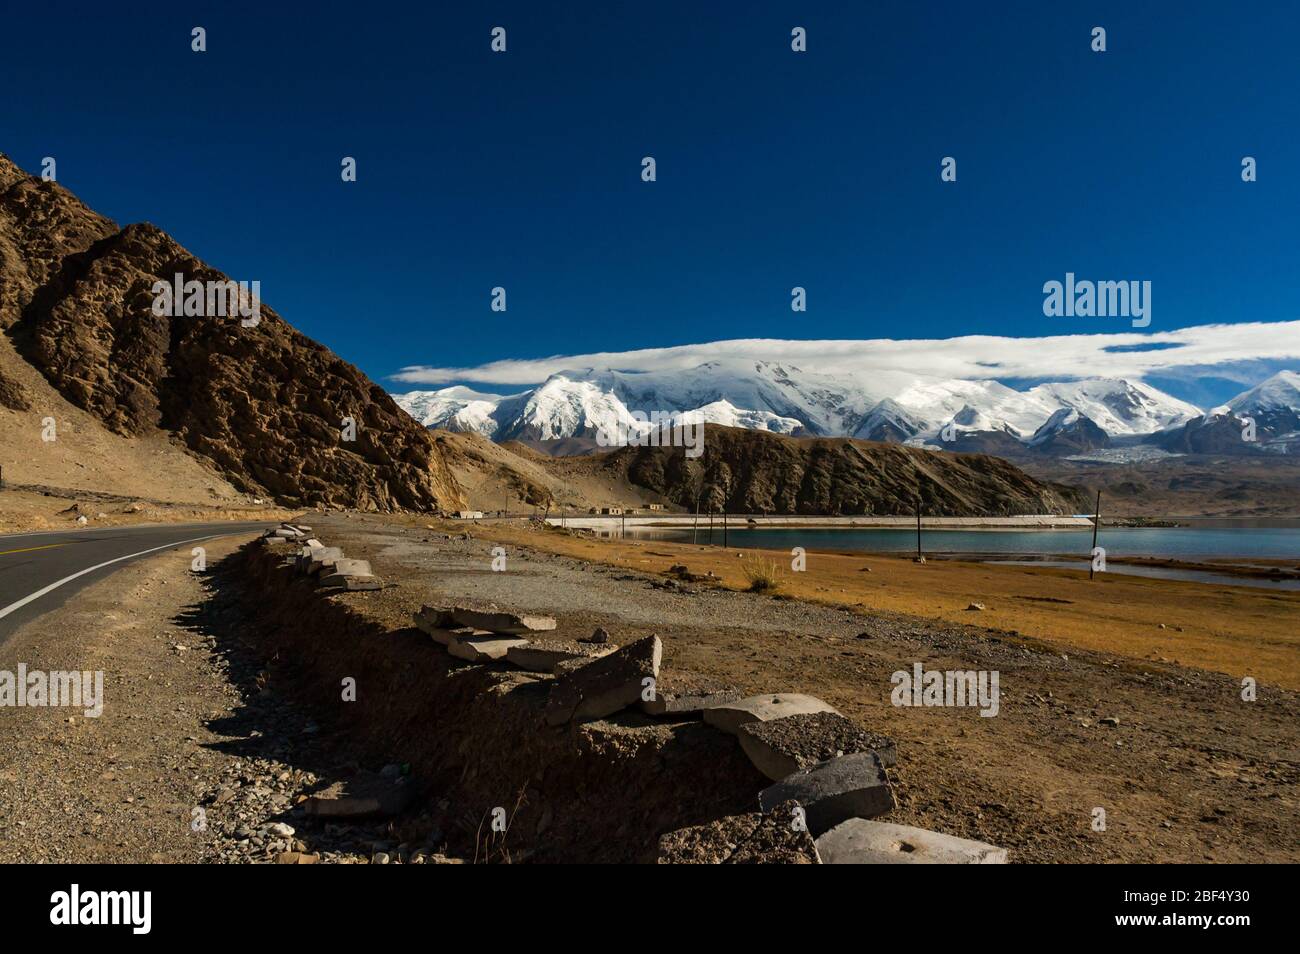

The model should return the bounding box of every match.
[2,1,1295,388]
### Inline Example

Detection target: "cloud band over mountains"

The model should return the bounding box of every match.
[392,321,1300,388]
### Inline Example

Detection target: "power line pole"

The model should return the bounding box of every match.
[1089,490,1102,581]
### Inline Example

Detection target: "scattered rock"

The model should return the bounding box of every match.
[303,771,416,820]
[815,819,1007,864]
[581,627,611,645]
[1099,716,1120,727]
[966,602,986,611]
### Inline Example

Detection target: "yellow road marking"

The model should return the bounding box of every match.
[0,543,67,557]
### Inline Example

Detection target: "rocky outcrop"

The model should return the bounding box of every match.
[604,424,1090,516]
[0,153,463,511]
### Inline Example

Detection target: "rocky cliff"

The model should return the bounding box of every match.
[0,154,464,511]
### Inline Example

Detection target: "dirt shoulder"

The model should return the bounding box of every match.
[0,487,299,534]
[303,512,1298,863]
[0,530,444,863]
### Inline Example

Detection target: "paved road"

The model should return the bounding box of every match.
[0,522,273,642]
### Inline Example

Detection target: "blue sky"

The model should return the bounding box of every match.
[2,1,1296,402]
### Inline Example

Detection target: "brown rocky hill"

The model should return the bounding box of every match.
[559,425,1090,516]
[0,153,463,512]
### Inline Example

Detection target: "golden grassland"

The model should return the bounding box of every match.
[421,518,1300,691]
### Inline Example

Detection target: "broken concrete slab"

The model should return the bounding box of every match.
[447,631,529,662]
[641,689,744,718]
[758,752,895,834]
[413,605,454,633]
[422,625,486,647]
[303,771,416,820]
[737,711,896,780]
[449,607,557,635]
[307,546,344,574]
[326,558,373,578]
[319,574,382,591]
[815,819,1007,864]
[505,640,616,673]
[702,693,839,735]
[545,634,661,726]
[657,800,820,864]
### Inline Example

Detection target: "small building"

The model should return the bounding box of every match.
[600,507,624,516]
[645,503,665,511]
[453,510,484,519]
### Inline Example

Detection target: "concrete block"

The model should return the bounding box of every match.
[447,632,529,662]
[504,640,615,673]
[449,607,557,635]
[641,689,744,717]
[657,799,820,864]
[815,819,1008,864]
[758,752,894,834]
[702,693,839,735]
[737,711,896,780]
[545,634,661,725]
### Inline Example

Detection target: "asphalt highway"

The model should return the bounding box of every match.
[0,522,273,642]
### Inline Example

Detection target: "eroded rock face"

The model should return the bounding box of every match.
[0,153,464,512]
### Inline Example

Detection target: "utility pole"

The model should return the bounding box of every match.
[1089,490,1102,581]
[915,500,922,559]
[723,509,728,549]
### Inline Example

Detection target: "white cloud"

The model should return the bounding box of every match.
[390,320,1300,387]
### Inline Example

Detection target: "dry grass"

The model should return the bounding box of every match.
[740,555,781,593]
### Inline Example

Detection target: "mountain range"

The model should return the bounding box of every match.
[394,365,1300,458]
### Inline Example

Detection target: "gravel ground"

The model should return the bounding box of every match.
[0,532,455,864]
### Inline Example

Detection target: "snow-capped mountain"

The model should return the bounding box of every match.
[391,361,1251,456]
[1155,371,1300,455]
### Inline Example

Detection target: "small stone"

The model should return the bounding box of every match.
[1099,716,1120,727]
[966,602,986,611]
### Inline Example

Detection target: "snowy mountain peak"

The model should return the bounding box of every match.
[392,362,1227,455]
[1226,370,1300,413]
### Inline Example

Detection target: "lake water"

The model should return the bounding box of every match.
[625,523,1300,589]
